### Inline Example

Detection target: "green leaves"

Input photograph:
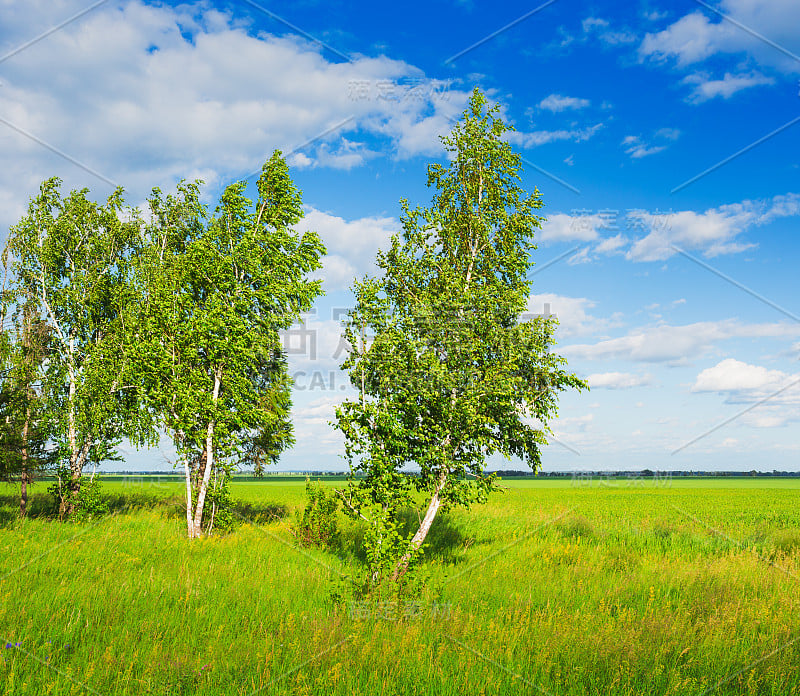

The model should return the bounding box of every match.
[134,151,325,535]
[335,87,588,583]
[7,179,146,492]
[3,155,324,531]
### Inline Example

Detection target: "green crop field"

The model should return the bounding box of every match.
[1,477,799,695]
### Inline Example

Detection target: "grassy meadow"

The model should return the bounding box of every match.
[1,476,799,695]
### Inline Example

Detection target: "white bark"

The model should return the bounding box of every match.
[67,335,77,471]
[393,469,448,580]
[183,455,194,539]
[190,368,221,538]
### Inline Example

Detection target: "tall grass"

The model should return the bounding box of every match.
[1,477,798,694]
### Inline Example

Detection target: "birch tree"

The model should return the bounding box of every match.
[0,294,54,516]
[335,89,587,586]
[7,179,144,518]
[135,152,324,538]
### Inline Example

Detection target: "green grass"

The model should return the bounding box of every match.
[1,476,799,694]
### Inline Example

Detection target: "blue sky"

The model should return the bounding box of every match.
[1,0,798,472]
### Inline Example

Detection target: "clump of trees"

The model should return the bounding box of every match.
[0,88,586,572]
[0,151,324,535]
[0,287,54,516]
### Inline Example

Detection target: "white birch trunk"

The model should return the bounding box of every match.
[190,369,221,538]
[392,469,448,580]
[67,336,77,474]
[183,455,194,538]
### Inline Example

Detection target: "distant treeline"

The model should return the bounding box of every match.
[46,469,800,479]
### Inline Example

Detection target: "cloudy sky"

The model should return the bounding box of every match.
[1,0,799,472]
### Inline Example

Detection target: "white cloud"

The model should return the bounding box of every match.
[693,358,787,392]
[299,207,398,290]
[291,396,347,456]
[758,193,800,224]
[526,294,621,338]
[643,9,668,22]
[283,316,350,374]
[587,372,654,389]
[580,16,637,47]
[563,320,800,364]
[622,138,666,159]
[682,71,775,103]
[600,30,638,46]
[582,17,609,32]
[509,123,603,149]
[691,359,800,428]
[655,128,681,140]
[594,233,628,255]
[538,194,799,262]
[640,11,727,66]
[538,94,590,112]
[293,396,342,424]
[639,0,800,74]
[625,194,800,261]
[0,0,469,230]
[621,129,680,159]
[538,212,608,243]
[566,247,592,265]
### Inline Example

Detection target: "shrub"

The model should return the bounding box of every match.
[558,514,594,539]
[294,479,339,549]
[48,465,109,522]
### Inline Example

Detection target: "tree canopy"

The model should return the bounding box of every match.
[335,88,587,584]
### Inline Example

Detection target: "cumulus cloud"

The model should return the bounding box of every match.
[299,207,399,290]
[538,212,609,244]
[0,0,468,230]
[682,71,775,103]
[532,193,799,263]
[621,128,680,159]
[508,123,603,149]
[562,320,800,364]
[537,94,590,112]
[690,358,800,427]
[587,372,654,389]
[625,194,800,261]
[639,0,800,75]
[526,294,622,338]
[692,358,788,392]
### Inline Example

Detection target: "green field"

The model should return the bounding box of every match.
[1,477,799,695]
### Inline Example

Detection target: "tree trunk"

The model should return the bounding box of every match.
[20,470,29,517]
[19,409,29,517]
[392,469,448,581]
[190,369,221,538]
[60,440,90,519]
[192,422,215,537]
[184,448,206,538]
[183,455,194,538]
[60,344,81,519]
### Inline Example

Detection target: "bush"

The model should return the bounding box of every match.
[294,479,339,549]
[558,514,594,539]
[206,471,234,534]
[48,465,109,522]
